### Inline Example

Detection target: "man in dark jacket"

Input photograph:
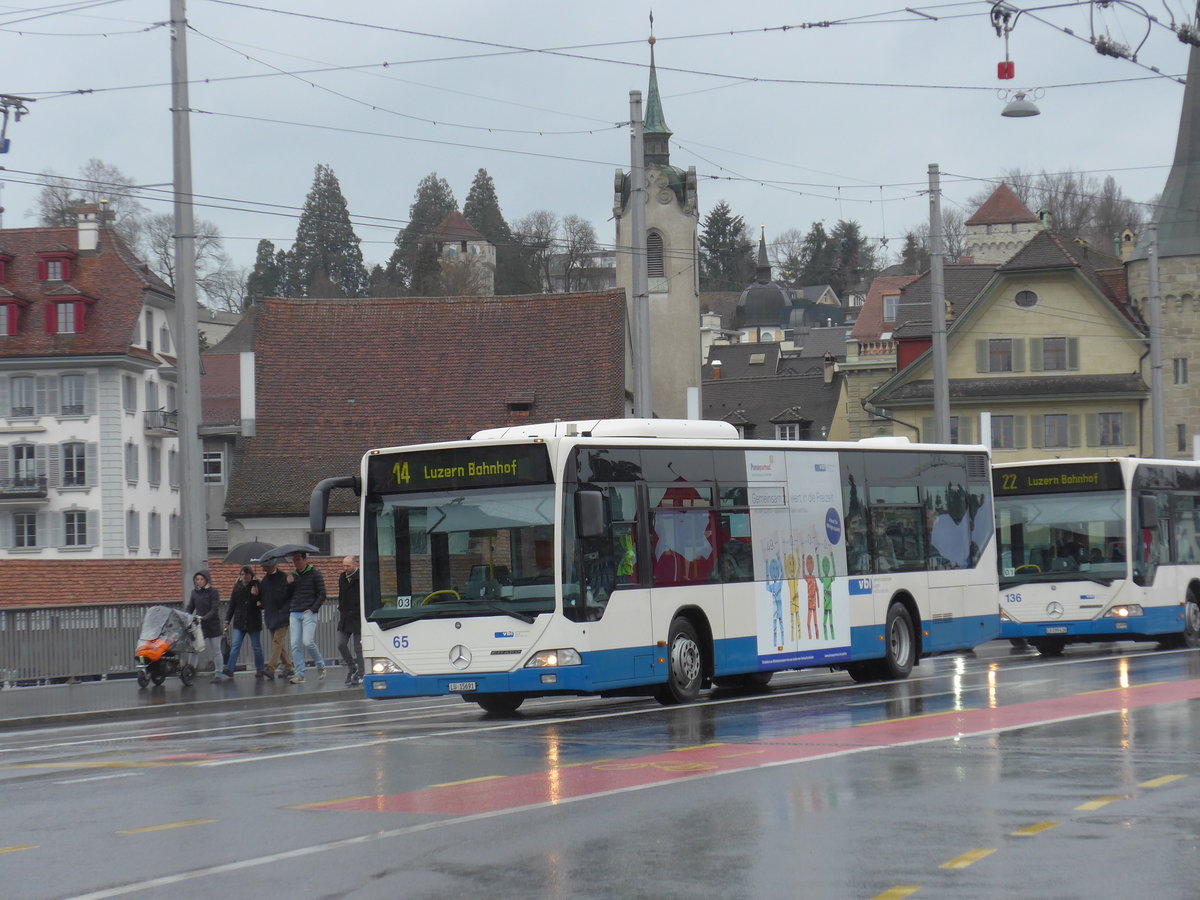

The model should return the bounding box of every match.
[336,555,364,686]
[185,570,226,681]
[259,560,294,678]
[288,551,327,684]
[224,566,268,678]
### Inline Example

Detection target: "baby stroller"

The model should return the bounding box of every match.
[135,605,203,687]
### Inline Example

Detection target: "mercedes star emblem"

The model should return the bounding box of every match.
[1046,601,1065,620]
[449,644,472,669]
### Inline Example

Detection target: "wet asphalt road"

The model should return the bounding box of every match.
[4,642,1200,900]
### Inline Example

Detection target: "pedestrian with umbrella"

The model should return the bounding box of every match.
[285,549,327,684]
[223,565,269,679]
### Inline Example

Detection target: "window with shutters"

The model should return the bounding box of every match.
[123,376,137,412]
[148,443,161,486]
[46,260,64,281]
[55,302,76,334]
[1179,424,1188,453]
[989,339,1013,372]
[1174,358,1189,385]
[62,442,87,487]
[1042,337,1068,371]
[125,442,138,483]
[12,443,36,484]
[10,375,34,416]
[169,513,180,551]
[126,509,139,550]
[1044,414,1069,448]
[168,448,179,488]
[159,324,171,354]
[64,510,88,547]
[60,374,85,415]
[145,311,154,352]
[992,415,1015,450]
[1098,412,1123,446]
[13,512,37,549]
[148,512,162,552]
[0,303,11,336]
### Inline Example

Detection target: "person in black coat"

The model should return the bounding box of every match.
[185,570,227,681]
[336,555,364,686]
[223,566,269,679]
[259,560,294,678]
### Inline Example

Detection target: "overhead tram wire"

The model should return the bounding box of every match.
[0,0,127,28]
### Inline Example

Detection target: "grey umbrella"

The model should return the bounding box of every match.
[223,540,276,564]
[256,542,322,564]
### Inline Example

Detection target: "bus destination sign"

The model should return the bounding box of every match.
[367,443,552,494]
[994,461,1123,496]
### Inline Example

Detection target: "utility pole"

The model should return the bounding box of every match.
[170,0,207,596]
[629,90,652,418]
[928,163,950,444]
[1147,223,1165,458]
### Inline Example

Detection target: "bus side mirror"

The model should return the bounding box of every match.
[575,490,605,540]
[1140,494,1159,527]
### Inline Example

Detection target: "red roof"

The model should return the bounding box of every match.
[0,225,171,359]
[225,292,628,517]
[201,352,241,426]
[850,274,920,342]
[433,211,486,243]
[964,183,1039,227]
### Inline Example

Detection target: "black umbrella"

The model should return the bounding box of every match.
[223,541,275,564]
[256,542,322,564]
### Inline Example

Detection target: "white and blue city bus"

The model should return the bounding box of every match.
[994,457,1200,655]
[312,419,999,714]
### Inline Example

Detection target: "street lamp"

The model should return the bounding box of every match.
[1001,90,1040,118]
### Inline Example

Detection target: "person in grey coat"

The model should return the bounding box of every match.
[185,570,227,681]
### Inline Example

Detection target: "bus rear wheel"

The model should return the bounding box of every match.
[655,617,703,705]
[713,672,773,691]
[474,694,524,715]
[878,603,915,680]
[1162,589,1200,649]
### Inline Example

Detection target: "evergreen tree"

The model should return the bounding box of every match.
[387,173,458,291]
[698,201,754,291]
[409,238,444,296]
[290,163,368,297]
[797,221,836,288]
[245,239,283,303]
[366,263,404,297]
[829,220,876,297]
[463,168,531,294]
[900,232,927,275]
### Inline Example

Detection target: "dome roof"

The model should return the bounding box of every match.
[733,228,791,329]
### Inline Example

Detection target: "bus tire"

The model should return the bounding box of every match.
[655,617,703,705]
[1031,637,1066,657]
[845,662,879,683]
[1164,589,1200,649]
[475,694,524,715]
[878,603,915,680]
[713,672,773,691]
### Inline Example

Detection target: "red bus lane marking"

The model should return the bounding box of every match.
[310,679,1200,816]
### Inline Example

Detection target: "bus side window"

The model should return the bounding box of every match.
[716,512,753,583]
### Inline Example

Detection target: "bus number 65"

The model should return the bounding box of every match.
[392,635,410,649]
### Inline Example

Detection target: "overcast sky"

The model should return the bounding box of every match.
[1,0,1195,278]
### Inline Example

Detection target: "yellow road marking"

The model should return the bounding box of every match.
[291,796,375,810]
[859,709,973,726]
[557,758,615,768]
[668,742,725,752]
[1140,774,1186,788]
[1011,821,1061,836]
[939,848,996,869]
[1079,681,1164,695]
[0,845,37,854]
[871,887,921,899]
[432,775,504,788]
[1075,796,1121,811]
[118,819,216,834]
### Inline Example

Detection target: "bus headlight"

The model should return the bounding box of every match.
[368,658,402,674]
[525,648,582,668]
[999,608,1011,621]
[1105,605,1143,618]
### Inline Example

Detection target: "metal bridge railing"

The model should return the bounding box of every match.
[0,602,342,686]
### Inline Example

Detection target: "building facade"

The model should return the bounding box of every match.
[0,207,180,559]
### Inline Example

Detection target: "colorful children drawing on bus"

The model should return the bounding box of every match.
[804,554,819,640]
[819,553,837,640]
[784,551,802,641]
[766,556,785,648]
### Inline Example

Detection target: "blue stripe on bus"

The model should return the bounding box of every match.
[1000,605,1184,640]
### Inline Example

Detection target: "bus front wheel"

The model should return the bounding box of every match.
[474,694,524,715]
[1031,637,1066,656]
[1163,589,1200,649]
[879,603,915,680]
[655,617,703,705]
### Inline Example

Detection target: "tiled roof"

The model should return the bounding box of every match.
[873,373,1148,405]
[0,557,343,609]
[890,265,998,338]
[851,273,920,341]
[965,183,1039,226]
[703,372,842,440]
[200,351,241,426]
[704,342,781,380]
[786,326,849,364]
[209,305,256,352]
[225,292,627,517]
[0,225,171,359]
[432,211,487,243]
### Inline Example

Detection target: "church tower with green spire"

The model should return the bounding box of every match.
[613,33,700,419]
[1127,44,1200,457]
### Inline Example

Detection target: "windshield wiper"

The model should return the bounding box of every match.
[375,615,418,630]
[482,602,536,624]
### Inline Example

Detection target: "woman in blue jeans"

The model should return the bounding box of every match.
[223,566,269,678]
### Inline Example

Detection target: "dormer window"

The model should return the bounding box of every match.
[0,303,14,336]
[46,300,84,335]
[47,260,64,281]
[37,255,73,281]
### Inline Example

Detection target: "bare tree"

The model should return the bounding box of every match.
[560,214,599,292]
[513,209,558,291]
[913,208,967,264]
[144,213,243,311]
[32,159,148,249]
[439,256,490,296]
[769,227,806,283]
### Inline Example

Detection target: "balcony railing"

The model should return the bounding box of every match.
[143,409,178,434]
[0,475,48,500]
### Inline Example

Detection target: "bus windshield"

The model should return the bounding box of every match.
[995,490,1128,585]
[364,485,557,628]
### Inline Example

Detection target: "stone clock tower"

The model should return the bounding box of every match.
[613,37,701,419]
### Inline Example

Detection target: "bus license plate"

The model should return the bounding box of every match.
[1044,626,1068,634]
[448,681,476,692]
